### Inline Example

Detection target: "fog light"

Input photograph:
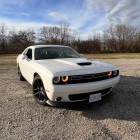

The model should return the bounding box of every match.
[56,97,62,101]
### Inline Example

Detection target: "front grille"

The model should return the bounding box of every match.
[71,72,108,80]
[69,87,111,101]
[53,70,119,85]
[68,72,112,84]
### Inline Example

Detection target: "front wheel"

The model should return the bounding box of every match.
[33,75,48,105]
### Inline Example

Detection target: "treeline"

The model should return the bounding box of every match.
[0,21,140,54]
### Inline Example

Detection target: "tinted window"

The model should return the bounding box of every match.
[26,49,32,60]
[35,47,80,60]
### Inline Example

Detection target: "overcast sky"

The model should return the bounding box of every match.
[0,0,139,38]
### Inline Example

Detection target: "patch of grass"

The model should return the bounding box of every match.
[83,53,140,59]
[0,61,17,66]
[0,54,18,59]
[1,53,140,59]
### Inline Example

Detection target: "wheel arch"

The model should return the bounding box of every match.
[34,72,39,78]
[33,72,47,88]
[33,72,49,93]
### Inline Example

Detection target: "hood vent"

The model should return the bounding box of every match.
[77,62,92,66]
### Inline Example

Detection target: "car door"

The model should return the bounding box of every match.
[20,49,33,84]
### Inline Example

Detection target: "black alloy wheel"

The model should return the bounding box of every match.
[33,75,48,105]
[18,66,25,81]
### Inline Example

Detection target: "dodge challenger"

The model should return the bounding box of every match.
[17,45,120,106]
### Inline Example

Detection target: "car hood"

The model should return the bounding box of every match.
[35,58,117,75]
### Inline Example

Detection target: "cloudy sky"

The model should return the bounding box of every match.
[0,0,139,38]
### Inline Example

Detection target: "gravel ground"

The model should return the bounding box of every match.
[0,59,140,140]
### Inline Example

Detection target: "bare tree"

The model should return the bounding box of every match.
[103,24,138,52]
[103,25,118,52]
[49,26,60,44]
[8,28,19,53]
[58,21,70,45]
[1,21,140,54]
[114,24,137,52]
[69,31,81,50]
[0,22,8,53]
[38,26,51,44]
[38,26,61,45]
[17,29,36,47]
[88,31,101,53]
[133,30,140,52]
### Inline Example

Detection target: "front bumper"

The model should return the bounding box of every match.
[46,90,116,107]
[47,76,120,102]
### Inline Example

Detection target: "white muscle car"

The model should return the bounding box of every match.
[17,45,120,106]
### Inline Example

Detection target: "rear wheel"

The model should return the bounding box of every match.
[33,75,48,105]
[18,66,25,81]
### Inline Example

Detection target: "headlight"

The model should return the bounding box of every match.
[107,71,112,76]
[53,77,60,83]
[62,76,69,82]
[112,70,118,76]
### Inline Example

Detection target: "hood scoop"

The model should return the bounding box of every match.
[77,62,92,66]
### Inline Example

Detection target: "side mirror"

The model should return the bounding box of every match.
[80,54,83,57]
[21,55,27,60]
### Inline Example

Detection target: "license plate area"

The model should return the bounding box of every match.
[89,93,101,103]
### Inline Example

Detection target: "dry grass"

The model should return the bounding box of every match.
[0,61,16,66]
[83,53,140,59]
[1,53,140,60]
[0,54,18,59]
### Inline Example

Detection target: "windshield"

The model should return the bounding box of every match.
[35,47,80,60]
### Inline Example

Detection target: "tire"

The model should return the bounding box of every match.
[32,75,48,105]
[18,66,25,81]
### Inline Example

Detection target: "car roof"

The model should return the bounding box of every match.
[28,45,69,49]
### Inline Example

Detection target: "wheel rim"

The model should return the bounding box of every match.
[33,79,46,102]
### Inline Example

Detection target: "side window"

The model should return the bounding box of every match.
[26,49,32,60]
